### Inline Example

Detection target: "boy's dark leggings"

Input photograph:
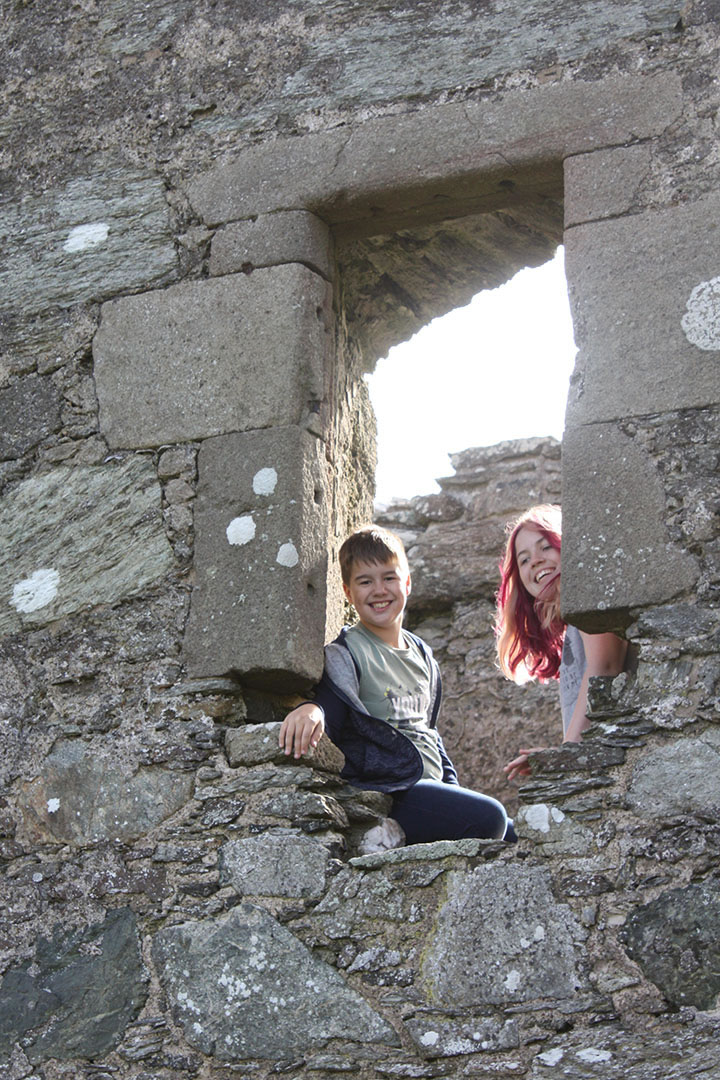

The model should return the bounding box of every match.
[390,778,517,844]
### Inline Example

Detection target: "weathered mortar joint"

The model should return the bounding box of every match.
[158,445,198,568]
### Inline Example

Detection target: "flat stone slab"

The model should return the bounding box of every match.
[625,727,720,820]
[153,904,398,1059]
[182,427,329,688]
[565,191,720,428]
[0,171,176,315]
[187,74,680,231]
[0,908,146,1063]
[16,739,195,847]
[405,1012,518,1058]
[621,879,720,1009]
[219,831,333,898]
[274,2,679,122]
[562,423,700,625]
[0,457,174,637]
[422,863,582,1006]
[225,721,344,774]
[349,837,501,869]
[94,266,330,448]
[210,210,334,281]
[528,1022,720,1078]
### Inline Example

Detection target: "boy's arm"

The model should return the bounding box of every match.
[279,701,325,759]
[278,673,349,759]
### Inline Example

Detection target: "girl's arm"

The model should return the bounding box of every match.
[563,632,628,743]
[503,747,547,782]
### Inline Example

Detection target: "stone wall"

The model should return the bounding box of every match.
[2,1,720,1078]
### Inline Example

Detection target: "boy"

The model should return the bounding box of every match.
[279,525,513,844]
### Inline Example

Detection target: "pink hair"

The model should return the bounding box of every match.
[495,505,565,682]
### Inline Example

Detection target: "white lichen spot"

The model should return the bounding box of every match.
[63,222,110,253]
[577,1048,612,1063]
[248,950,267,972]
[11,568,60,613]
[226,515,256,546]
[524,804,550,833]
[503,968,522,991]
[534,925,546,942]
[218,969,251,1001]
[420,1030,439,1047]
[550,806,565,825]
[252,467,278,496]
[47,798,60,814]
[176,989,201,1014]
[537,1048,564,1066]
[681,276,720,350]
[276,541,299,567]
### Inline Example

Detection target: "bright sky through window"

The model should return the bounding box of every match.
[366,246,577,506]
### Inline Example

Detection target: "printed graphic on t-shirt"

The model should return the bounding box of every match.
[383,685,430,725]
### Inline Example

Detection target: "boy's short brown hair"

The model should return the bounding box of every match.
[338,525,409,585]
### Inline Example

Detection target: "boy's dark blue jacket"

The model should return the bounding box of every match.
[308,626,459,793]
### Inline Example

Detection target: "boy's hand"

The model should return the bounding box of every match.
[503,746,546,783]
[279,703,325,759]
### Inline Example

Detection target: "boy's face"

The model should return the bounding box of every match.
[343,558,411,645]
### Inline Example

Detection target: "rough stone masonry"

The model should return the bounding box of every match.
[1,2,719,1078]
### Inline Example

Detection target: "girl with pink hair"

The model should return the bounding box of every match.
[495,505,627,781]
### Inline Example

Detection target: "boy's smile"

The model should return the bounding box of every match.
[343,558,411,647]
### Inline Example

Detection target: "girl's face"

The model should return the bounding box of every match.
[514,525,561,599]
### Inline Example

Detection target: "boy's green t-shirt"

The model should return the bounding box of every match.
[344,622,444,781]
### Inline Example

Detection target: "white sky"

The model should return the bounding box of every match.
[367,246,578,506]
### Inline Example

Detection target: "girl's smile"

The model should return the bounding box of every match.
[514,526,561,599]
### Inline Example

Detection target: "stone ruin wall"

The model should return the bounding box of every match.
[2,2,720,1078]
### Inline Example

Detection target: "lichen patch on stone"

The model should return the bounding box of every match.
[276,541,299,567]
[252,467,278,495]
[11,568,60,613]
[681,276,720,350]
[226,515,256,545]
[63,222,110,252]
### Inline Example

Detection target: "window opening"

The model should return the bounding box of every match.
[366,247,577,507]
